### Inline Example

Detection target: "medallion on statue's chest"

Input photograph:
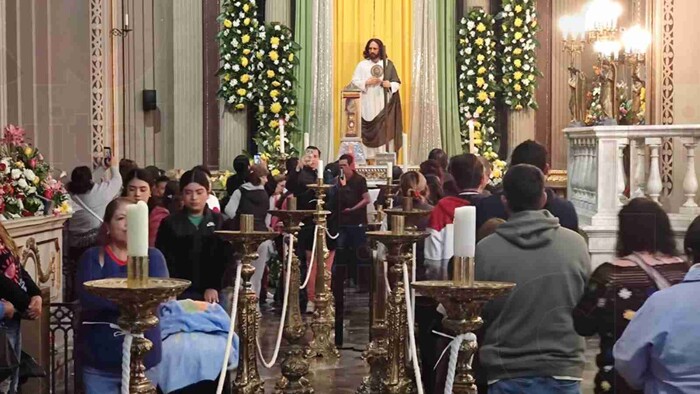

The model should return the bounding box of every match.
[371,64,384,79]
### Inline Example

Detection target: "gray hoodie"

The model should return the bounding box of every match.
[475,210,591,382]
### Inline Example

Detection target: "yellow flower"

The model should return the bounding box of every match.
[475,37,484,47]
[272,81,281,87]
[240,74,250,83]
[515,104,523,110]
[223,74,231,81]
[531,20,538,28]
[514,32,523,40]
[474,121,481,129]
[24,147,33,156]
[270,37,280,46]
[271,168,281,177]
[288,53,294,62]
[623,310,636,320]
[270,89,280,98]
[474,138,483,146]
[514,59,522,68]
[477,91,488,102]
[243,49,251,55]
[240,57,249,67]
[514,84,522,92]
[260,153,269,162]
[514,48,522,55]
[269,51,279,61]
[492,168,502,179]
[473,131,482,139]
[33,176,40,185]
[478,66,486,74]
[475,106,484,114]
[270,102,282,113]
[235,103,245,110]
[528,74,535,81]
[273,140,281,148]
[242,34,251,44]
[223,19,232,28]
[269,120,279,129]
[514,18,523,27]
[476,77,485,88]
[477,54,485,62]
[459,91,465,99]
[267,70,275,78]
[490,91,496,98]
[513,71,523,80]
[476,23,486,32]
[59,200,71,214]
[243,3,250,12]
[288,111,295,117]
[515,5,522,12]
[244,18,251,26]
[256,51,263,59]
[600,381,612,392]
[237,88,247,96]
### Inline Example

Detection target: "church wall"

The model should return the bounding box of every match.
[2,0,92,174]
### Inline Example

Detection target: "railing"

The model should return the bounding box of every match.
[50,302,78,394]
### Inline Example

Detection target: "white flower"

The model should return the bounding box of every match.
[233,20,240,27]
[11,169,21,180]
[618,288,632,300]
[467,21,475,30]
[224,63,231,70]
[23,169,35,181]
[27,186,36,195]
[17,178,28,189]
[274,25,281,31]
[467,97,475,104]
[523,64,531,71]
[232,65,240,72]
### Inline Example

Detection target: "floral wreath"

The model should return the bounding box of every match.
[457,9,506,183]
[253,23,301,176]
[217,0,259,110]
[499,0,541,111]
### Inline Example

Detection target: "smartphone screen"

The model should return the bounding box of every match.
[254,154,261,164]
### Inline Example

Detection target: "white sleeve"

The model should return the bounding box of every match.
[93,165,122,199]
[224,189,242,219]
[351,62,368,92]
[390,81,400,94]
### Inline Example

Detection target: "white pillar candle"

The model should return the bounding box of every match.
[317,160,324,179]
[402,133,409,168]
[125,13,129,28]
[127,201,149,257]
[468,119,476,154]
[303,132,310,150]
[279,119,285,154]
[386,162,392,180]
[453,206,476,257]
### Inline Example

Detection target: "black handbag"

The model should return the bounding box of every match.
[0,327,19,382]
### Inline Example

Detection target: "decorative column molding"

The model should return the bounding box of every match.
[307,0,334,162]
[90,0,106,169]
[173,0,203,169]
[0,0,7,128]
[507,110,535,157]
[265,0,292,25]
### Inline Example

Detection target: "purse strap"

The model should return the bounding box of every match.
[72,195,104,224]
[622,253,672,290]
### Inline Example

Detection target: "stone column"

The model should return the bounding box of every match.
[0,0,6,127]
[265,0,292,26]
[507,110,536,157]
[173,0,203,169]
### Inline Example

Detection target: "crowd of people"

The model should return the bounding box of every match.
[1,139,699,393]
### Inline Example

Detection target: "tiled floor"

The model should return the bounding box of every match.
[257,289,598,393]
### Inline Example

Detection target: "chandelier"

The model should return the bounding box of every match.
[559,0,651,125]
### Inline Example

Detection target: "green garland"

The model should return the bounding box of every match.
[457,10,506,182]
[253,23,301,175]
[499,0,540,111]
[217,0,259,110]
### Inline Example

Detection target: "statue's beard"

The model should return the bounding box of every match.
[369,52,379,61]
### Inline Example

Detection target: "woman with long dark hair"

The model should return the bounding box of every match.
[573,197,689,394]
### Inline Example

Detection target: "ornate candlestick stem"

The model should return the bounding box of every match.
[304,180,339,359]
[217,217,279,394]
[270,208,316,394]
[361,217,428,394]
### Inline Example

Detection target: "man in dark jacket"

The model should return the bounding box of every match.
[476,140,579,232]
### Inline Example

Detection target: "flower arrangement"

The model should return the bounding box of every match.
[584,83,604,126]
[457,9,505,183]
[499,0,540,111]
[0,125,70,220]
[253,23,301,175]
[217,0,259,110]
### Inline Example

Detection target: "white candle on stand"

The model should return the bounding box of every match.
[317,160,324,180]
[453,206,476,257]
[279,119,285,154]
[303,132,309,149]
[386,162,392,180]
[125,13,129,28]
[127,201,149,256]
[468,119,475,154]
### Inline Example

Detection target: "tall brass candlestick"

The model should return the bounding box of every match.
[304,180,339,359]
[363,224,428,394]
[270,208,316,394]
[216,215,278,394]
